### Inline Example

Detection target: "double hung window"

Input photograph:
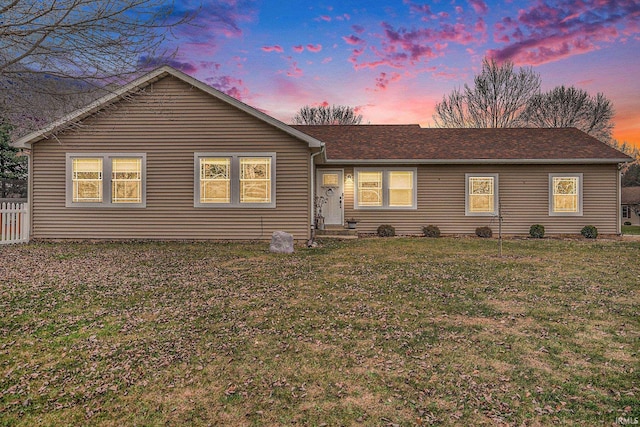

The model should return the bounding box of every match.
[465,174,498,216]
[195,153,275,208]
[66,154,146,207]
[354,168,416,209]
[549,173,582,216]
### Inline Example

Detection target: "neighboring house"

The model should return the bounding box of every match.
[622,187,640,226]
[14,66,632,241]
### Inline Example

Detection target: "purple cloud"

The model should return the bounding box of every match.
[405,2,432,15]
[343,35,365,46]
[137,56,198,73]
[205,75,248,101]
[345,1,487,76]
[374,71,402,90]
[490,0,640,65]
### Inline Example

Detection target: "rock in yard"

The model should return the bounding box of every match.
[270,231,294,254]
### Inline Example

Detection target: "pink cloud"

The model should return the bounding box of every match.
[374,71,402,90]
[319,15,331,22]
[205,75,249,101]
[343,35,365,46]
[307,44,323,53]
[286,59,303,77]
[292,45,304,53]
[262,45,284,53]
[322,57,333,64]
[468,0,488,15]
[352,25,365,34]
[491,0,640,65]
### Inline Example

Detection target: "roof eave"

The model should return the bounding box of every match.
[14,66,323,150]
[324,158,632,165]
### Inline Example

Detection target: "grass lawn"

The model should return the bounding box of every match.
[622,225,640,235]
[1,238,638,426]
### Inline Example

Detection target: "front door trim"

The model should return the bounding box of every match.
[316,169,344,226]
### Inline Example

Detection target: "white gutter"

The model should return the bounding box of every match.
[618,164,623,235]
[323,158,631,165]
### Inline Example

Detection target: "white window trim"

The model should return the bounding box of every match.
[549,173,583,216]
[465,173,499,216]
[65,153,147,208]
[354,167,417,210]
[194,152,276,208]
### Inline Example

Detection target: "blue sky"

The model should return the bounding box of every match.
[154,0,640,147]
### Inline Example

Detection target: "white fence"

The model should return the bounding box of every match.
[0,202,29,244]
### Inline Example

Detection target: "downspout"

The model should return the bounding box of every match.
[27,148,33,241]
[618,164,623,235]
[308,144,326,246]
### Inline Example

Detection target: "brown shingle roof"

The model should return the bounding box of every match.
[292,125,631,163]
[622,187,640,204]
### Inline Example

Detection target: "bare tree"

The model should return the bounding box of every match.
[433,58,541,128]
[292,105,363,125]
[522,86,615,142]
[0,0,193,135]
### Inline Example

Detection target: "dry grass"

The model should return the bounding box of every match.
[0,237,638,426]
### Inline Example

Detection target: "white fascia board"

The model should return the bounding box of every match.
[323,158,631,165]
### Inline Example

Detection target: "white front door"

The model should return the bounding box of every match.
[316,169,344,225]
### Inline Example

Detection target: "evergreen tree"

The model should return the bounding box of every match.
[0,119,27,198]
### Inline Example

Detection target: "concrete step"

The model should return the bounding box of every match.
[315,227,359,238]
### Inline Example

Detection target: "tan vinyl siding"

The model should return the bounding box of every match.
[31,76,311,240]
[338,164,620,235]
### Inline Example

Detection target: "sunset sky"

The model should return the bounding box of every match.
[155,0,640,148]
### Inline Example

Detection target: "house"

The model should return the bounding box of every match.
[622,187,640,226]
[14,66,632,241]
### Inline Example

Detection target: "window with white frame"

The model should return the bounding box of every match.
[622,205,631,219]
[195,153,276,208]
[66,154,146,207]
[354,168,416,209]
[111,158,142,203]
[549,173,582,216]
[200,158,231,203]
[240,157,272,204]
[465,174,498,216]
[72,158,103,203]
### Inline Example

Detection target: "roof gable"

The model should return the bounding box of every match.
[293,125,631,164]
[15,66,322,149]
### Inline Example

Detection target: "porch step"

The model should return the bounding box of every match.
[315,227,359,238]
